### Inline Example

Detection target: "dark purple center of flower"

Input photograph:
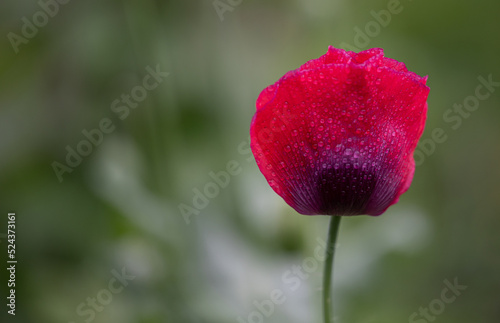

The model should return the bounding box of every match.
[314,164,377,216]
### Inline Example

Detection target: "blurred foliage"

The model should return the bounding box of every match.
[0,0,499,323]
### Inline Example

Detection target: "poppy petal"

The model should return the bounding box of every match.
[250,46,430,216]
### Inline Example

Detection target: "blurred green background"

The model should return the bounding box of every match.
[1,0,499,322]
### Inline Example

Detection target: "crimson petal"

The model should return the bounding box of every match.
[250,46,430,216]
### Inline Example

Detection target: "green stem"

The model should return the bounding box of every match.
[323,216,342,323]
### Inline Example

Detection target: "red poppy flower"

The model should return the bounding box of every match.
[250,46,429,216]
